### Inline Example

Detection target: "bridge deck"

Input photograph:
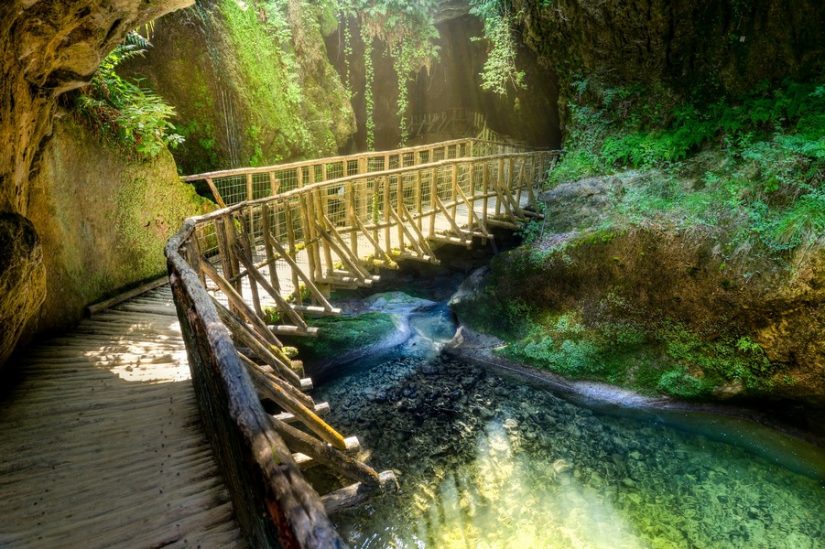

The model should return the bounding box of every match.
[211,193,529,306]
[0,287,245,548]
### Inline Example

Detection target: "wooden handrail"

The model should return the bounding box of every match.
[182,137,531,182]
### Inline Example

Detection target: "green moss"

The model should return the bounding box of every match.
[218,0,311,156]
[286,312,397,360]
[464,279,780,399]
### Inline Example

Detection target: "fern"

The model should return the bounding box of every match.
[74,35,183,158]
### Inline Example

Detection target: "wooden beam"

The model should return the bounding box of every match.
[234,236,310,332]
[321,472,397,515]
[260,203,280,294]
[200,259,281,349]
[205,177,227,208]
[213,299,302,387]
[238,352,314,408]
[85,276,169,316]
[270,417,382,486]
[266,233,337,313]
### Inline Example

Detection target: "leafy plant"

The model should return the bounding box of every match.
[470,0,526,96]
[657,369,708,399]
[74,32,183,158]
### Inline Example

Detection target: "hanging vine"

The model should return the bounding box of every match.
[336,0,440,148]
[363,32,376,150]
[341,11,353,99]
[391,42,414,146]
[469,0,527,96]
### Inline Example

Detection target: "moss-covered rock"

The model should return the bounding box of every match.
[26,114,212,331]
[290,312,397,362]
[455,175,825,402]
[122,0,354,174]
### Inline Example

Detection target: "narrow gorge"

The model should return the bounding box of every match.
[1,1,823,547]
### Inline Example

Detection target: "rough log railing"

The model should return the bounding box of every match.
[183,137,536,208]
[167,139,560,546]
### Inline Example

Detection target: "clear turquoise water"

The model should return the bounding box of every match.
[314,301,825,548]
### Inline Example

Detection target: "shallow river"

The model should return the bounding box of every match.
[313,296,825,548]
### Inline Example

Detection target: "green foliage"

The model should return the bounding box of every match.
[503,314,604,376]
[516,202,546,243]
[550,77,825,257]
[363,33,376,150]
[660,323,774,390]
[546,149,604,187]
[469,0,526,97]
[657,369,708,399]
[74,34,183,158]
[557,77,825,171]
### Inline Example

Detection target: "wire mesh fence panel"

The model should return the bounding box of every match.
[346,159,359,176]
[251,173,270,200]
[215,176,246,206]
[325,162,345,181]
[387,154,400,171]
[367,157,385,173]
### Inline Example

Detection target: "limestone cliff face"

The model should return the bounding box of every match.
[0,0,193,369]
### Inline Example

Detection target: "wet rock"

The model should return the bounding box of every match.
[552,458,572,474]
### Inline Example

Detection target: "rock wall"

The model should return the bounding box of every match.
[27,114,212,332]
[0,214,47,367]
[513,0,825,96]
[122,0,355,174]
[0,0,193,369]
[325,11,561,150]
[409,14,561,148]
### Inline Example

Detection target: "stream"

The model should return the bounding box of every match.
[310,288,825,548]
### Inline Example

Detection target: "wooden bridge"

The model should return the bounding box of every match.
[0,138,556,548]
[170,137,558,545]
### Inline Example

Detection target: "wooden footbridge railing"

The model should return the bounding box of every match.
[183,137,532,208]
[166,138,559,546]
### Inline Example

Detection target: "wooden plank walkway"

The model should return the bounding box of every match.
[0,287,245,548]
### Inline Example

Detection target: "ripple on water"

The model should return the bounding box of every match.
[318,354,825,549]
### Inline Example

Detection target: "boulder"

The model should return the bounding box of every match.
[0,213,46,368]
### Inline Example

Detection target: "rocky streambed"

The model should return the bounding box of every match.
[306,289,825,548]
